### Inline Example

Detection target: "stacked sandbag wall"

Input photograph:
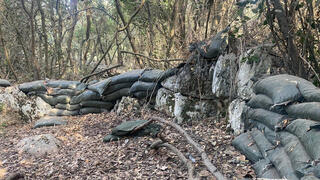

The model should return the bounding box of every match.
[18,69,176,116]
[232,74,320,179]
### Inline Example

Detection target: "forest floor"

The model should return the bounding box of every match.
[0,108,255,179]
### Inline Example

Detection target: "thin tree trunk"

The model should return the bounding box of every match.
[37,0,49,77]
[66,0,78,74]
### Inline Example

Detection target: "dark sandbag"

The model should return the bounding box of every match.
[79,107,108,115]
[139,69,164,82]
[33,116,67,128]
[247,94,273,110]
[70,90,100,105]
[285,119,320,160]
[80,101,114,109]
[247,108,286,131]
[298,81,320,102]
[251,129,299,179]
[132,91,158,99]
[278,131,313,178]
[48,108,79,116]
[110,69,144,85]
[38,94,58,106]
[75,83,87,92]
[45,80,80,89]
[103,82,134,95]
[0,79,11,87]
[129,81,160,94]
[87,79,99,85]
[19,80,46,93]
[286,102,320,122]
[88,78,111,96]
[253,159,281,178]
[231,132,263,163]
[47,88,77,96]
[55,95,72,104]
[55,103,81,111]
[253,121,278,145]
[102,88,130,102]
[253,74,303,104]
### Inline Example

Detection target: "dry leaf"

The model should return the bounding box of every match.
[0,168,7,179]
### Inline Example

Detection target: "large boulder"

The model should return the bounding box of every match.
[228,99,246,135]
[155,88,175,117]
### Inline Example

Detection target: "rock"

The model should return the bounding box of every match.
[161,75,178,92]
[236,48,272,100]
[0,86,52,122]
[212,53,237,98]
[17,134,61,157]
[115,96,141,115]
[228,99,246,135]
[155,88,175,117]
[0,79,11,87]
[33,116,67,128]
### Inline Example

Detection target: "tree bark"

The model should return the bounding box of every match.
[37,0,49,77]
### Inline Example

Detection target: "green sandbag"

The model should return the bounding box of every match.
[48,88,77,96]
[129,81,159,94]
[278,131,313,178]
[102,88,130,102]
[45,80,80,89]
[298,81,320,102]
[0,79,11,87]
[286,102,320,122]
[253,121,278,145]
[103,82,134,95]
[33,116,67,128]
[79,107,108,115]
[247,108,286,131]
[55,95,72,104]
[251,129,299,179]
[253,74,304,104]
[80,101,114,109]
[139,68,177,82]
[48,108,79,116]
[88,78,111,96]
[19,80,46,93]
[247,94,273,110]
[55,103,81,111]
[232,132,263,163]
[253,159,280,178]
[70,90,100,105]
[109,69,144,85]
[285,119,320,160]
[38,94,58,106]
[132,91,158,99]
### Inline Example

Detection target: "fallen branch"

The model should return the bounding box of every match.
[80,64,122,83]
[150,117,226,180]
[120,50,185,62]
[151,140,198,180]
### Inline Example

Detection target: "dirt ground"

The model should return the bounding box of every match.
[0,109,255,179]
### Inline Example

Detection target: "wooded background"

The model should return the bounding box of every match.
[0,0,319,83]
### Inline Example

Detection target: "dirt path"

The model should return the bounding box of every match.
[0,110,254,179]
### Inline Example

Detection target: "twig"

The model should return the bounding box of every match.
[117,0,146,32]
[150,117,226,180]
[120,51,185,62]
[299,54,320,83]
[80,64,122,83]
[151,140,198,180]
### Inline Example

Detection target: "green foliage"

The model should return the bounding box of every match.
[0,103,4,112]
[241,54,260,64]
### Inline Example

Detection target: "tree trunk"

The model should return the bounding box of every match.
[37,0,49,78]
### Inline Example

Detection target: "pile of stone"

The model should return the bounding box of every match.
[233,74,320,179]
[18,69,176,116]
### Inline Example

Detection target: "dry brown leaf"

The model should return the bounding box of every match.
[0,168,7,179]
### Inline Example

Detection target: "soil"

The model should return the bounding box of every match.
[0,109,255,179]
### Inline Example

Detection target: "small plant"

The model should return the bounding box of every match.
[241,54,260,64]
[0,103,4,112]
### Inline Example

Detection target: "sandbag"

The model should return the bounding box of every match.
[38,94,58,106]
[129,81,159,94]
[231,132,263,163]
[48,109,79,116]
[0,79,11,87]
[286,102,320,122]
[45,80,80,89]
[132,91,157,99]
[278,131,313,178]
[247,108,286,131]
[55,103,81,111]
[19,80,46,93]
[88,78,111,96]
[285,119,320,160]
[253,121,278,145]
[80,101,114,109]
[109,69,144,85]
[139,69,164,82]
[70,90,100,105]
[103,82,134,95]
[253,74,303,104]
[247,94,273,110]
[298,81,320,102]
[47,88,77,96]
[251,129,299,179]
[102,88,130,102]
[75,83,87,92]
[301,175,320,180]
[55,95,72,104]
[79,107,108,115]
[253,159,280,178]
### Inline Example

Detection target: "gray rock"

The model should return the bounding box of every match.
[0,79,11,87]
[161,75,178,92]
[17,134,61,156]
[115,96,141,115]
[228,99,246,135]
[33,116,67,128]
[155,88,175,117]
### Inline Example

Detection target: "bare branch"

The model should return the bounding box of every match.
[117,0,146,32]
[80,64,122,83]
[120,51,185,62]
